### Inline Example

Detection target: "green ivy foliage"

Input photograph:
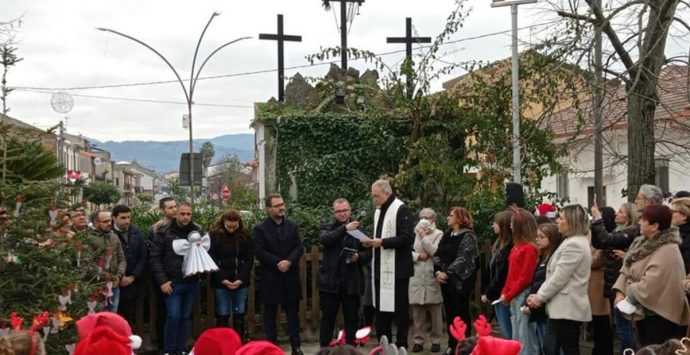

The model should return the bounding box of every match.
[272,113,409,209]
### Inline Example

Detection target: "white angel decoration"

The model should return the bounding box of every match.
[173,231,219,277]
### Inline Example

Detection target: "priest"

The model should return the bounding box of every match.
[361,179,414,349]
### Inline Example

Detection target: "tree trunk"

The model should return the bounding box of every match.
[626,76,657,202]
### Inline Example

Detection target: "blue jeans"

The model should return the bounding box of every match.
[163,281,200,353]
[105,287,120,313]
[510,289,539,355]
[494,303,512,339]
[614,307,638,353]
[214,287,249,315]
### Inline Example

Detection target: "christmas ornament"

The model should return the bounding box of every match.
[37,239,55,248]
[49,204,58,227]
[4,251,21,265]
[102,281,114,306]
[52,311,72,331]
[42,325,51,341]
[76,244,83,267]
[86,300,97,314]
[13,195,22,218]
[11,312,24,330]
[65,343,76,355]
[58,290,72,311]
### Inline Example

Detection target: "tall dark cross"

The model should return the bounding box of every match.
[323,0,364,72]
[259,14,302,102]
[386,17,432,99]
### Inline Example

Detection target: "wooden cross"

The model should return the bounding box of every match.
[323,0,365,72]
[259,14,302,102]
[386,17,431,99]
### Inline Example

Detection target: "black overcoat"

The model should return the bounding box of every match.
[252,217,304,304]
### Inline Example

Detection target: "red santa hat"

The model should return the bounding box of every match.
[190,327,242,355]
[75,325,133,355]
[75,312,142,350]
[535,203,557,219]
[236,340,284,355]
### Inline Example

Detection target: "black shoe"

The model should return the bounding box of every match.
[431,344,441,353]
[412,344,423,352]
[292,347,305,355]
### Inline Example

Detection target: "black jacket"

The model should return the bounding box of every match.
[317,219,372,295]
[252,217,304,304]
[209,228,254,288]
[679,223,690,273]
[591,220,638,250]
[523,255,547,323]
[434,229,479,296]
[591,221,638,298]
[113,225,148,298]
[372,194,414,280]
[481,241,512,301]
[149,220,201,286]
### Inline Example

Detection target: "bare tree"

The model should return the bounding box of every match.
[552,0,686,200]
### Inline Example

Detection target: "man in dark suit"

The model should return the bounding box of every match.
[253,194,305,355]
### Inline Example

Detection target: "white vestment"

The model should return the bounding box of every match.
[372,198,403,312]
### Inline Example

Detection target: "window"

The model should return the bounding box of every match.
[557,173,569,199]
[655,158,670,195]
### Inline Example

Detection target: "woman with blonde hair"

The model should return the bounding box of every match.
[671,197,690,272]
[527,204,592,355]
[0,331,46,355]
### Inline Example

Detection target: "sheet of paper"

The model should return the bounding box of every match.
[347,229,371,242]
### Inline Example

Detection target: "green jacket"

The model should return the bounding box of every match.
[86,228,127,280]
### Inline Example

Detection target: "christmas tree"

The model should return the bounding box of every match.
[0,124,103,354]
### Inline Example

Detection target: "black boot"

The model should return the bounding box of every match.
[216,314,230,327]
[233,313,246,341]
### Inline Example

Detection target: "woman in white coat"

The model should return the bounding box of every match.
[526,204,592,355]
[409,208,444,353]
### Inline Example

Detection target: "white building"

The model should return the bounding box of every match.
[540,65,690,208]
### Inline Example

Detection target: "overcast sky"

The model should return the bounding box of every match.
[0,0,652,142]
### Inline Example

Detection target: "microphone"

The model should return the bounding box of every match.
[354,210,367,222]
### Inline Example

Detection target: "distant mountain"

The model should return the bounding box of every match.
[94,134,254,173]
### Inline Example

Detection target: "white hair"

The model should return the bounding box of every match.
[639,184,664,205]
[371,179,392,195]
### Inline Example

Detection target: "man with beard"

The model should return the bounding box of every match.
[253,194,304,355]
[150,203,201,355]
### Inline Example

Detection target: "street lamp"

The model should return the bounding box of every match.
[491,0,537,184]
[97,12,250,206]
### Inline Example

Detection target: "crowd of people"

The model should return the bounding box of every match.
[2,180,690,355]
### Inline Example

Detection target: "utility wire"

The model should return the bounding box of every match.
[15,19,561,92]
[18,88,253,108]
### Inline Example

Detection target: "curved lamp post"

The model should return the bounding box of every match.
[97,12,250,206]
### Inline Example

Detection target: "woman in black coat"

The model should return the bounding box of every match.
[209,209,254,338]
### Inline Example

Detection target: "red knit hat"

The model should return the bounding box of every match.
[236,340,284,355]
[75,312,142,350]
[74,325,133,355]
[472,336,522,355]
[190,327,242,355]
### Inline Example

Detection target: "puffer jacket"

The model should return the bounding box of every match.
[409,228,444,305]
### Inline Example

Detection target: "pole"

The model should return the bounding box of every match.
[340,0,347,71]
[593,0,604,206]
[510,4,521,184]
[278,15,285,102]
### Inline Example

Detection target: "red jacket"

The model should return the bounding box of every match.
[501,242,538,302]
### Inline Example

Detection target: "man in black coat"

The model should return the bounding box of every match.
[253,194,304,355]
[111,204,148,326]
[149,202,201,355]
[361,179,414,349]
[318,198,371,347]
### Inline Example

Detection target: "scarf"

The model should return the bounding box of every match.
[623,227,681,267]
